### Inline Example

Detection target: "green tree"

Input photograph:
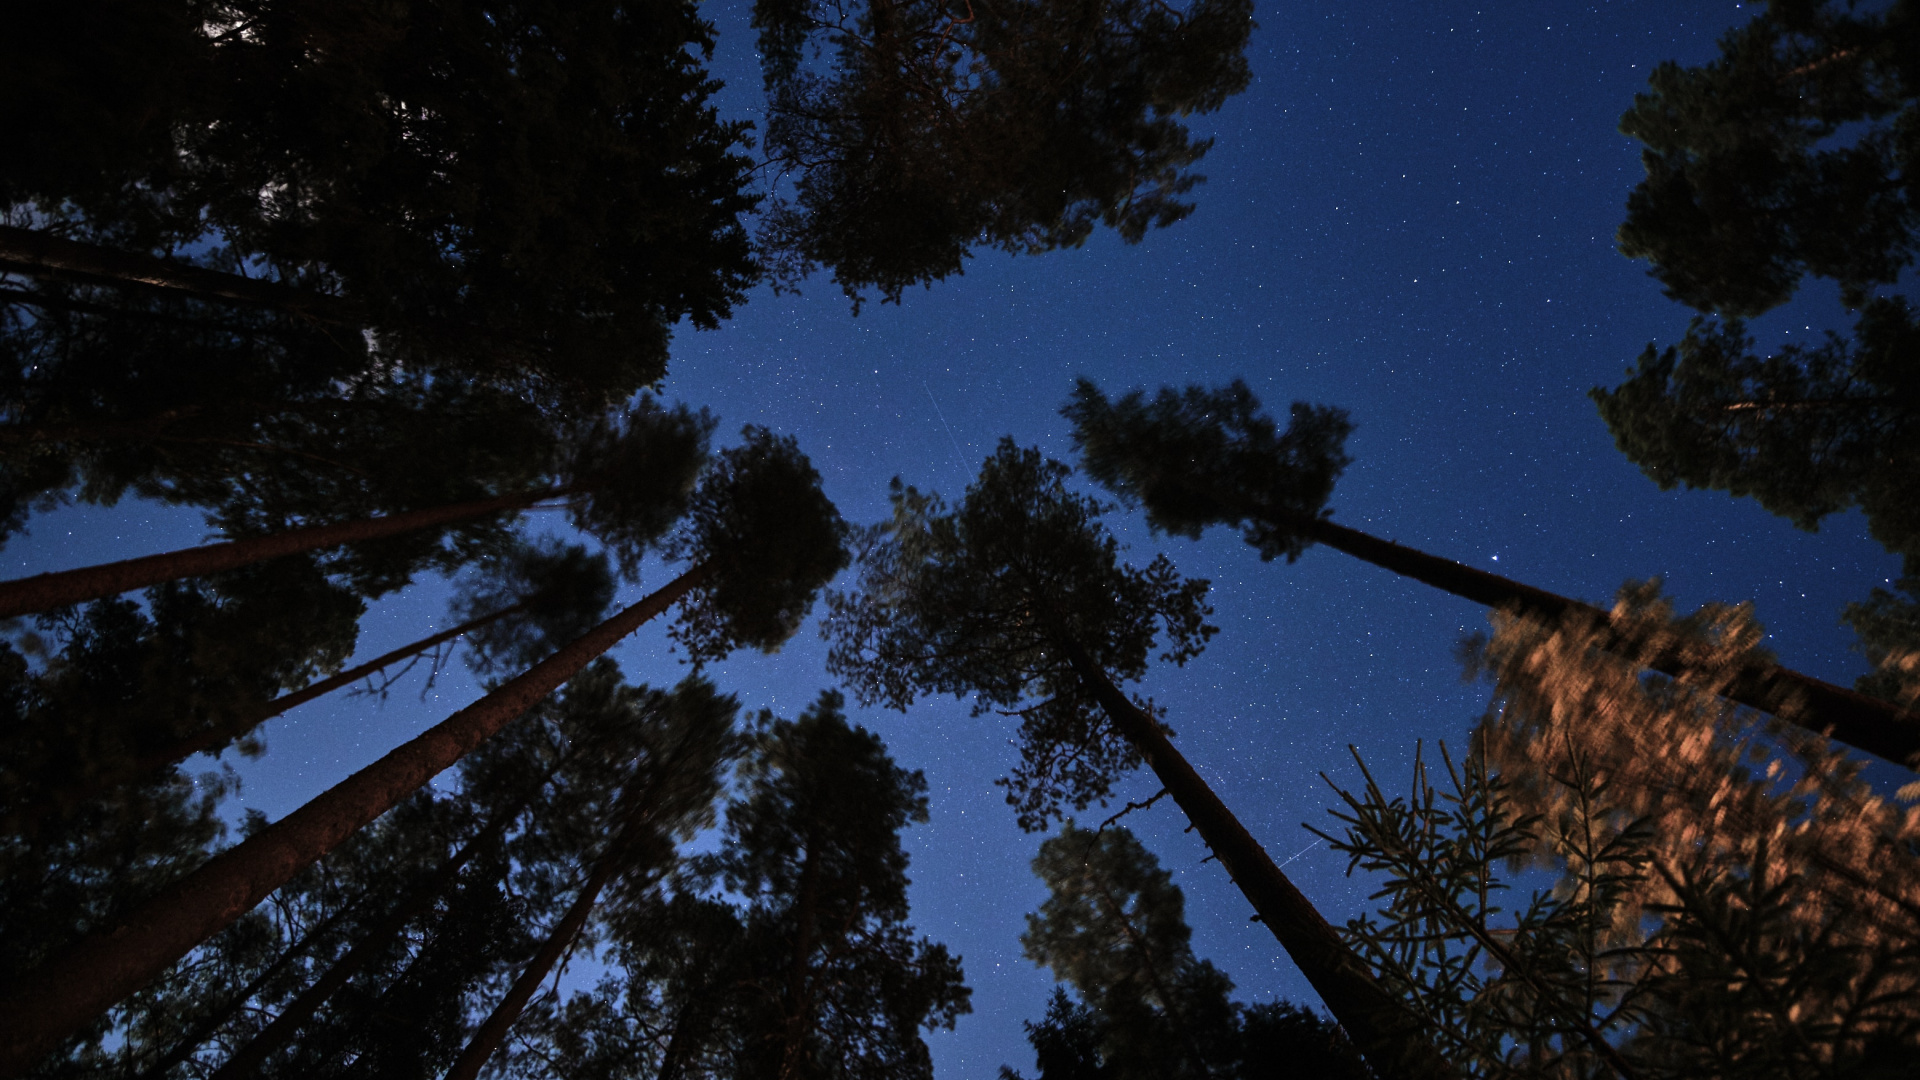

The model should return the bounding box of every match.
[823,440,1448,1079]
[749,0,1255,303]
[0,424,847,1074]
[1593,0,1920,699]
[1063,377,1920,769]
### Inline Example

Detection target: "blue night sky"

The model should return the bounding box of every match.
[5,1,1906,1075]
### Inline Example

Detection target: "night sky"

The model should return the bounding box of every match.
[5,1,1907,1075]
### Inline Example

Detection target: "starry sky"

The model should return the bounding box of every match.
[5,1,1909,1076]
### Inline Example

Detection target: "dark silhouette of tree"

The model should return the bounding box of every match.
[749,0,1255,304]
[1,0,760,403]
[0,425,846,1074]
[444,674,741,1080]
[1064,377,1920,769]
[1593,0,1920,701]
[1002,824,1368,1080]
[823,441,1449,1079]
[0,555,360,837]
[509,691,970,1080]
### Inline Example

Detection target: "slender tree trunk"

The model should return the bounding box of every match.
[134,895,363,1080]
[207,751,565,1080]
[1060,643,1454,1080]
[442,856,622,1080]
[0,225,359,320]
[777,833,823,1080]
[0,563,707,1077]
[0,487,564,619]
[17,603,528,833]
[656,996,714,1080]
[1295,515,1920,769]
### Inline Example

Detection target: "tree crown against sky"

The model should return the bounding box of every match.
[1597,0,1920,700]
[749,0,1255,305]
[504,691,969,1080]
[823,440,1215,830]
[664,426,851,663]
[1062,377,1354,561]
[1004,824,1368,1080]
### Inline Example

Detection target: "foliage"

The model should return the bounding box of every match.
[1003,824,1367,1080]
[2,0,761,402]
[823,439,1215,829]
[1318,738,1920,1079]
[1063,377,1355,561]
[666,426,851,662]
[451,539,619,680]
[504,691,970,1080]
[1466,579,1920,929]
[1599,0,1920,694]
[750,0,1255,304]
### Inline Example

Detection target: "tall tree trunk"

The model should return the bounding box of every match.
[134,894,364,1080]
[1293,515,1920,769]
[1060,643,1454,1080]
[17,602,527,833]
[442,855,622,1080]
[777,832,823,1080]
[0,563,707,1077]
[0,488,564,619]
[207,751,564,1080]
[0,225,362,320]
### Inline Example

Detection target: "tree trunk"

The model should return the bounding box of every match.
[777,832,823,1080]
[17,603,527,833]
[0,488,564,619]
[442,856,622,1080]
[0,563,706,1077]
[1061,643,1454,1080]
[206,751,564,1080]
[0,225,360,320]
[1295,515,1920,769]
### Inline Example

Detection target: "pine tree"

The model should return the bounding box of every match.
[1063,377,1920,769]
[1,0,761,403]
[1592,0,1920,701]
[1318,739,1920,1078]
[823,440,1449,1079]
[748,0,1255,304]
[1002,824,1368,1080]
[510,691,971,1080]
[0,424,846,1074]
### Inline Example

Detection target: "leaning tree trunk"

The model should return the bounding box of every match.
[0,224,361,320]
[1291,514,1920,769]
[0,487,564,619]
[0,564,707,1077]
[442,854,623,1080]
[17,602,528,833]
[1060,643,1454,1080]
